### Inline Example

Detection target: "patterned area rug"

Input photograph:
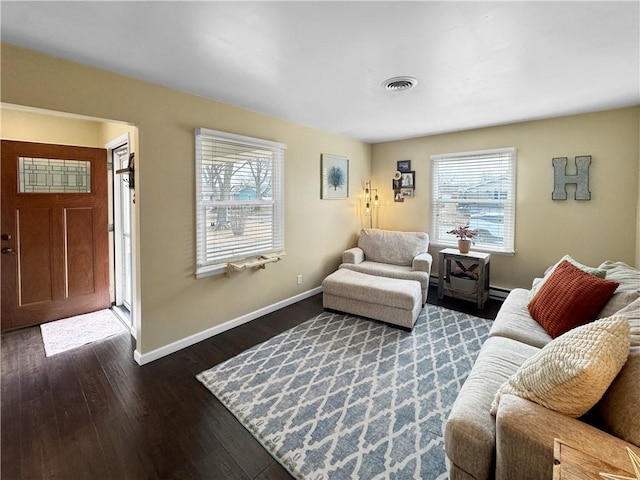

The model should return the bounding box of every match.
[197,305,492,480]
[40,309,128,357]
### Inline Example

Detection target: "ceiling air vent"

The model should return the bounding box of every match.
[382,76,418,91]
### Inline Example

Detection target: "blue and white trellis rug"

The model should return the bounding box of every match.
[197,305,492,480]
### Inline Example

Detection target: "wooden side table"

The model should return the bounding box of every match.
[437,248,491,309]
[553,439,634,480]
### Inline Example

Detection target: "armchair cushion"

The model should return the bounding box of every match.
[339,262,430,290]
[357,228,429,266]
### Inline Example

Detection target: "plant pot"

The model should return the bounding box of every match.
[458,239,471,254]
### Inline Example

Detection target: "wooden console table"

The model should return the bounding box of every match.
[437,248,491,309]
[553,439,635,480]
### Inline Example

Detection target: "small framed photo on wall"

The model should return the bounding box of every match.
[401,188,413,198]
[400,171,415,189]
[397,160,411,173]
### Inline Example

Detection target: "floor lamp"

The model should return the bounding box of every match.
[364,180,379,228]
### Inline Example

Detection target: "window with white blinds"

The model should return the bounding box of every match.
[195,128,286,277]
[430,147,516,254]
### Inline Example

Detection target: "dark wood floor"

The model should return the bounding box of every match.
[1,289,501,480]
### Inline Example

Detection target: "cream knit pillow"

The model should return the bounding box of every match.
[490,316,630,418]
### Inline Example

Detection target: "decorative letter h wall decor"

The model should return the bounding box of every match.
[552,156,591,201]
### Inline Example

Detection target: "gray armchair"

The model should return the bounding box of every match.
[339,228,432,304]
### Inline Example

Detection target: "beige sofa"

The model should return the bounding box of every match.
[338,228,432,304]
[444,260,640,480]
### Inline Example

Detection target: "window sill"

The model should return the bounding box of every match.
[195,263,227,279]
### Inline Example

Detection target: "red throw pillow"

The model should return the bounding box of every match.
[527,260,619,338]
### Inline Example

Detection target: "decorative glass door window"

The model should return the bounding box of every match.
[19,157,91,193]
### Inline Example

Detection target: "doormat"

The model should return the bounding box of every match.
[197,306,492,480]
[40,309,128,357]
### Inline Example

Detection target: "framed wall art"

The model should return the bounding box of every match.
[400,171,415,189]
[321,154,349,199]
[397,160,411,173]
[401,188,414,198]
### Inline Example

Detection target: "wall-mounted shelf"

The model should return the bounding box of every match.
[226,253,285,274]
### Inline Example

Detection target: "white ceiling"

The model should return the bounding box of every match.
[2,1,639,143]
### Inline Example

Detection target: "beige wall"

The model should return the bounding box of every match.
[3,43,638,356]
[372,107,640,289]
[0,106,138,160]
[1,106,103,146]
[1,44,371,355]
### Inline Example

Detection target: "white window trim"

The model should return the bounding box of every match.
[195,128,286,278]
[430,146,516,255]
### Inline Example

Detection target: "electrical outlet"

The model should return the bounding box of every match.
[297,274,303,285]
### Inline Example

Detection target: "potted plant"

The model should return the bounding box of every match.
[447,224,478,254]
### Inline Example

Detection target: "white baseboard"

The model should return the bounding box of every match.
[133,286,323,365]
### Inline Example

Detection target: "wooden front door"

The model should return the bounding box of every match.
[1,140,109,331]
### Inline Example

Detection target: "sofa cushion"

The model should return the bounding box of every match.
[444,336,539,480]
[599,260,640,292]
[527,260,619,338]
[597,261,640,318]
[528,254,607,299]
[597,298,640,447]
[489,288,552,349]
[490,316,630,418]
[357,228,428,266]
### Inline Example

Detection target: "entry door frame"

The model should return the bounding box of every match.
[106,133,137,339]
[1,140,110,330]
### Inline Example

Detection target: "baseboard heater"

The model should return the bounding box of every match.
[429,275,510,301]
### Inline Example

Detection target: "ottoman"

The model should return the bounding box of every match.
[322,269,422,329]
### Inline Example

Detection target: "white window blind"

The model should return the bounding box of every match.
[430,147,516,254]
[195,128,286,277]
